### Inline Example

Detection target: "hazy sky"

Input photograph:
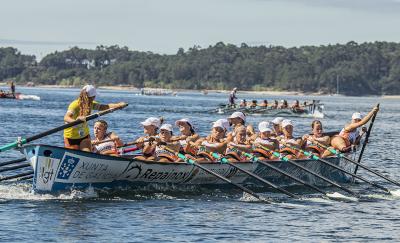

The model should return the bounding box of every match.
[1,0,400,59]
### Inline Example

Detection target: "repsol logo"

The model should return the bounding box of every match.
[140,169,190,181]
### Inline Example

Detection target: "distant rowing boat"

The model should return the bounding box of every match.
[0,92,40,101]
[23,144,354,194]
[213,103,325,118]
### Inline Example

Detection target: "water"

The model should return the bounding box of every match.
[1,87,400,242]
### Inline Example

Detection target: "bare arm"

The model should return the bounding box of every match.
[344,106,379,132]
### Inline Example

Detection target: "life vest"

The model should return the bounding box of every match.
[155,145,179,162]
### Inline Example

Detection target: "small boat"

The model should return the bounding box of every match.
[23,144,354,194]
[0,91,40,101]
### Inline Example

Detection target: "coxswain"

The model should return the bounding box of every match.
[91,120,123,155]
[228,87,238,107]
[10,81,15,97]
[330,106,379,152]
[63,85,126,152]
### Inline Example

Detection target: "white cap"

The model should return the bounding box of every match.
[140,117,161,128]
[213,119,230,130]
[352,112,362,120]
[175,118,193,128]
[160,124,173,132]
[281,119,293,128]
[271,117,284,125]
[258,121,272,133]
[82,85,97,97]
[233,87,237,91]
[228,111,246,122]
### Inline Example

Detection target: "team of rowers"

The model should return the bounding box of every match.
[237,99,308,111]
[63,85,379,163]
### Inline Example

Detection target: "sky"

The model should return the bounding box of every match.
[1,0,400,59]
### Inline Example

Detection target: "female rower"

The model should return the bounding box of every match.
[271,117,284,137]
[277,119,302,159]
[227,111,255,139]
[194,119,230,161]
[279,100,288,109]
[249,100,258,108]
[330,106,379,152]
[63,85,126,152]
[91,120,123,155]
[301,120,331,157]
[252,121,279,160]
[271,100,279,109]
[239,99,247,107]
[134,117,163,153]
[225,126,252,162]
[259,100,268,107]
[173,118,199,154]
[139,124,181,162]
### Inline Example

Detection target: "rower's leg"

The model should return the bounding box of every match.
[80,137,92,152]
[330,136,348,152]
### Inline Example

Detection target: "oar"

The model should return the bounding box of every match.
[206,148,299,199]
[164,147,272,203]
[257,145,358,196]
[309,138,400,188]
[16,174,33,181]
[231,148,334,198]
[0,104,128,153]
[0,157,26,167]
[0,163,31,173]
[283,142,392,194]
[0,171,34,182]
[355,104,380,174]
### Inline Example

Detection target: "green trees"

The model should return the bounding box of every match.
[1,41,400,95]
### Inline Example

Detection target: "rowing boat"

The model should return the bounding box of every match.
[22,144,355,194]
[214,103,325,118]
[0,92,40,100]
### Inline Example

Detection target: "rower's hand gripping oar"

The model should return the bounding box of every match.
[204,148,299,199]
[163,147,273,203]
[230,147,332,198]
[0,103,129,153]
[282,141,392,194]
[257,144,358,196]
[308,138,400,189]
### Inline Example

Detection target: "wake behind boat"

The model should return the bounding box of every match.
[0,91,40,101]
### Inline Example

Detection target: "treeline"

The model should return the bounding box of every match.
[1,41,400,95]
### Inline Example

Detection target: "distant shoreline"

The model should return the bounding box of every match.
[1,83,399,98]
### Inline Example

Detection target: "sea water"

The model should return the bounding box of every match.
[0,87,400,242]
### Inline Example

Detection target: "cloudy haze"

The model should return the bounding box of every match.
[1,0,399,59]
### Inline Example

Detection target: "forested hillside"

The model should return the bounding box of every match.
[1,41,400,95]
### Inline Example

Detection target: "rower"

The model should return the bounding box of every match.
[278,119,302,159]
[279,100,288,109]
[301,120,330,158]
[251,121,279,160]
[91,120,123,155]
[194,119,230,161]
[174,118,199,155]
[239,99,247,107]
[291,100,303,112]
[330,106,378,153]
[10,81,15,97]
[225,126,252,162]
[271,100,279,109]
[227,111,255,139]
[249,100,257,108]
[63,85,126,152]
[135,117,163,152]
[139,124,181,162]
[259,100,268,107]
[271,117,284,137]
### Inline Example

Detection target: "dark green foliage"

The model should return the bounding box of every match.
[1,41,400,95]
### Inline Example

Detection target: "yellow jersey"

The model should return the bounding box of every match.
[63,99,101,139]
